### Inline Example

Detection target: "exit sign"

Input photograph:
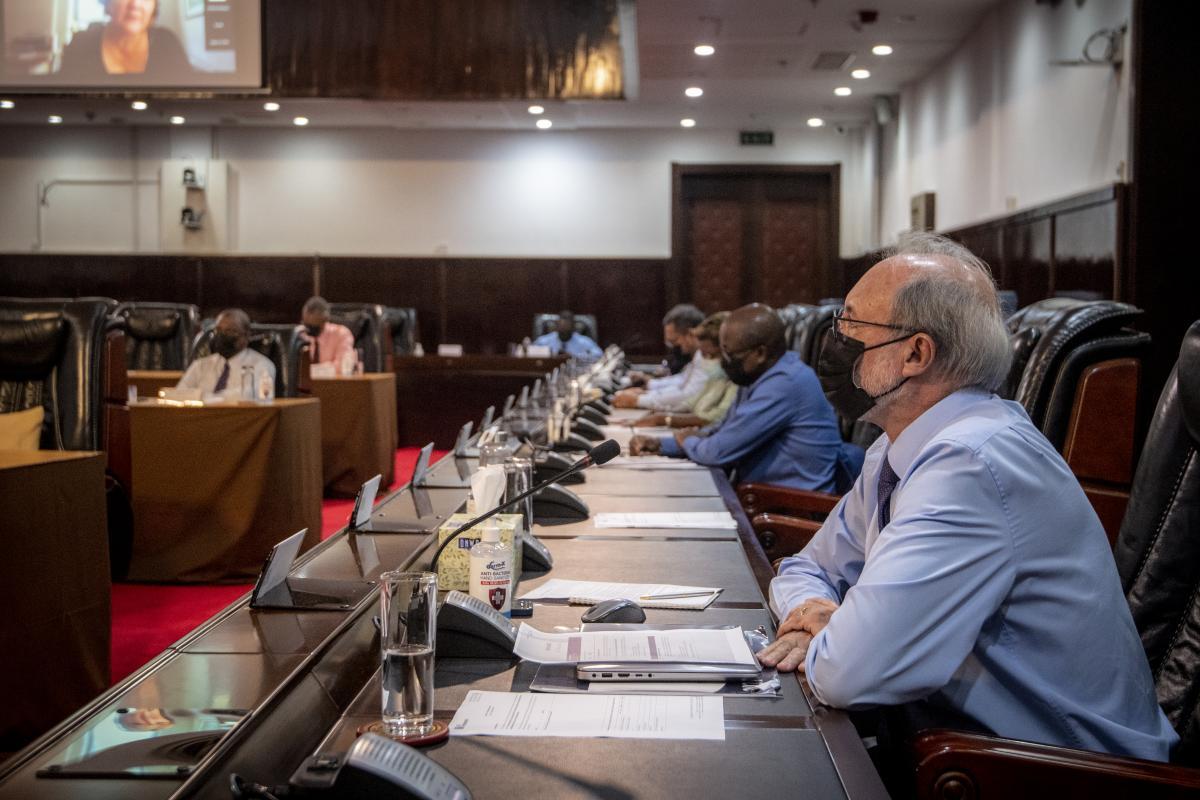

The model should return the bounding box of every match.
[739,130,774,146]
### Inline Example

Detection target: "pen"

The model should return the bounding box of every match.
[638,590,718,600]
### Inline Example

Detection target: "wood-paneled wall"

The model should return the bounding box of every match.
[0,254,667,356]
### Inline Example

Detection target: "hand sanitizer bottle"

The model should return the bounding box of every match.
[469,522,512,617]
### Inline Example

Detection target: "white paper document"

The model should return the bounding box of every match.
[448,690,725,741]
[593,512,738,530]
[513,625,756,665]
[519,579,722,609]
[603,456,706,470]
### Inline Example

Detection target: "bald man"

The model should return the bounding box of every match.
[629,303,843,492]
[176,309,275,400]
[761,232,1175,762]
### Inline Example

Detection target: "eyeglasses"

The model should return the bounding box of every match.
[832,307,916,338]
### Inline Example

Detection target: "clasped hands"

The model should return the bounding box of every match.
[628,427,701,456]
[612,388,644,409]
[757,598,839,673]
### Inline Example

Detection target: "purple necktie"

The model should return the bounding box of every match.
[213,361,230,392]
[877,457,900,529]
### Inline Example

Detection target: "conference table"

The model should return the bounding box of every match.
[0,450,110,755]
[125,369,185,399]
[0,391,885,800]
[125,398,323,582]
[310,373,399,496]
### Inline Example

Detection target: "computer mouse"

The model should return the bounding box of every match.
[581,598,646,624]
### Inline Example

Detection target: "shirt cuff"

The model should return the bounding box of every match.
[636,394,655,409]
[659,435,683,457]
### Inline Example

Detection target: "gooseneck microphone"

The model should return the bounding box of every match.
[428,439,620,570]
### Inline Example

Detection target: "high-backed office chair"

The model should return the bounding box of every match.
[908,319,1200,798]
[190,323,304,398]
[740,298,1148,559]
[384,307,419,356]
[328,302,391,373]
[0,296,114,451]
[532,312,599,342]
[112,301,200,371]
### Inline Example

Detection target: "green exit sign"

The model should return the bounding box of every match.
[739,130,774,146]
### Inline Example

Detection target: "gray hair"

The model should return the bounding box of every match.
[303,296,330,316]
[663,303,705,331]
[884,232,1012,393]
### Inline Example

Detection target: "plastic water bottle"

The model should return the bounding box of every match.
[257,369,273,402]
[240,365,254,400]
[469,522,512,617]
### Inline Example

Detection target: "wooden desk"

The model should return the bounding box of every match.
[309,374,398,496]
[0,400,885,800]
[393,354,567,447]
[125,398,322,582]
[125,370,184,399]
[0,450,109,754]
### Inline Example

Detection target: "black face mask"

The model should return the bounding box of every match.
[304,323,323,337]
[722,355,762,387]
[557,330,573,343]
[817,328,915,420]
[212,332,241,360]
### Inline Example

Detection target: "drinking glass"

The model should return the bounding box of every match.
[379,571,437,736]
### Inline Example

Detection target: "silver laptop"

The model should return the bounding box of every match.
[575,661,762,683]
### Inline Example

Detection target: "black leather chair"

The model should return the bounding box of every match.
[1,296,114,451]
[328,302,390,373]
[384,307,420,356]
[112,301,200,371]
[532,313,598,342]
[189,323,304,398]
[908,319,1200,797]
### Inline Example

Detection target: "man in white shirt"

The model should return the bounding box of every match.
[612,320,717,411]
[176,309,276,400]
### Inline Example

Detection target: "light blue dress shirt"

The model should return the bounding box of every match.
[658,351,841,492]
[770,389,1177,761]
[532,331,602,358]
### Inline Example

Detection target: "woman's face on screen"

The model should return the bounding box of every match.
[107,0,157,37]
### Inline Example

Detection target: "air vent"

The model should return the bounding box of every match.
[812,51,853,70]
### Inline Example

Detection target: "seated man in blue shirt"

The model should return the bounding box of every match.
[759,232,1176,761]
[628,303,842,492]
[532,310,602,358]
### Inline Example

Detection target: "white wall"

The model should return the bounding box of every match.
[877,0,1131,245]
[0,123,872,257]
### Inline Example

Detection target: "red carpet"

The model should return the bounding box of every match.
[109,447,445,684]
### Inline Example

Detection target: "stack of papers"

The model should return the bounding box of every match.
[448,690,725,741]
[519,579,722,609]
[593,512,738,530]
[513,625,757,666]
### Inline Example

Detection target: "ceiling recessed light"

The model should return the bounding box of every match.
[131,100,148,110]
[872,44,894,56]
[834,86,852,97]
[680,118,696,128]
[293,116,310,126]
[694,44,715,56]
[1,99,16,109]
[527,104,545,115]
[851,68,871,79]
[263,101,280,112]
[807,117,825,128]
[169,115,185,125]
[48,115,63,124]
[684,86,704,98]
[536,118,553,129]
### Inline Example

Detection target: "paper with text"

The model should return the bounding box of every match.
[593,512,738,530]
[448,691,725,740]
[519,579,721,609]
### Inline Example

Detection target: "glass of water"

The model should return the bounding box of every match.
[503,457,534,534]
[379,570,437,737]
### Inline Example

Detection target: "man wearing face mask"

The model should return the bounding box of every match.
[532,310,602,358]
[759,233,1175,763]
[298,296,355,367]
[175,309,276,400]
[628,303,842,492]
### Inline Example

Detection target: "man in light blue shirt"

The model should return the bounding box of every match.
[760,233,1176,762]
[532,310,602,358]
[629,304,843,492]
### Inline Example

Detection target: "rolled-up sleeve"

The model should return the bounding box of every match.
[802,444,1015,709]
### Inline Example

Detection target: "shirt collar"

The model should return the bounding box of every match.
[749,350,797,390]
[884,387,990,475]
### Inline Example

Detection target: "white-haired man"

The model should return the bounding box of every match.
[758,233,1176,761]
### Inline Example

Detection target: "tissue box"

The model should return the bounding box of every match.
[436,513,524,592]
